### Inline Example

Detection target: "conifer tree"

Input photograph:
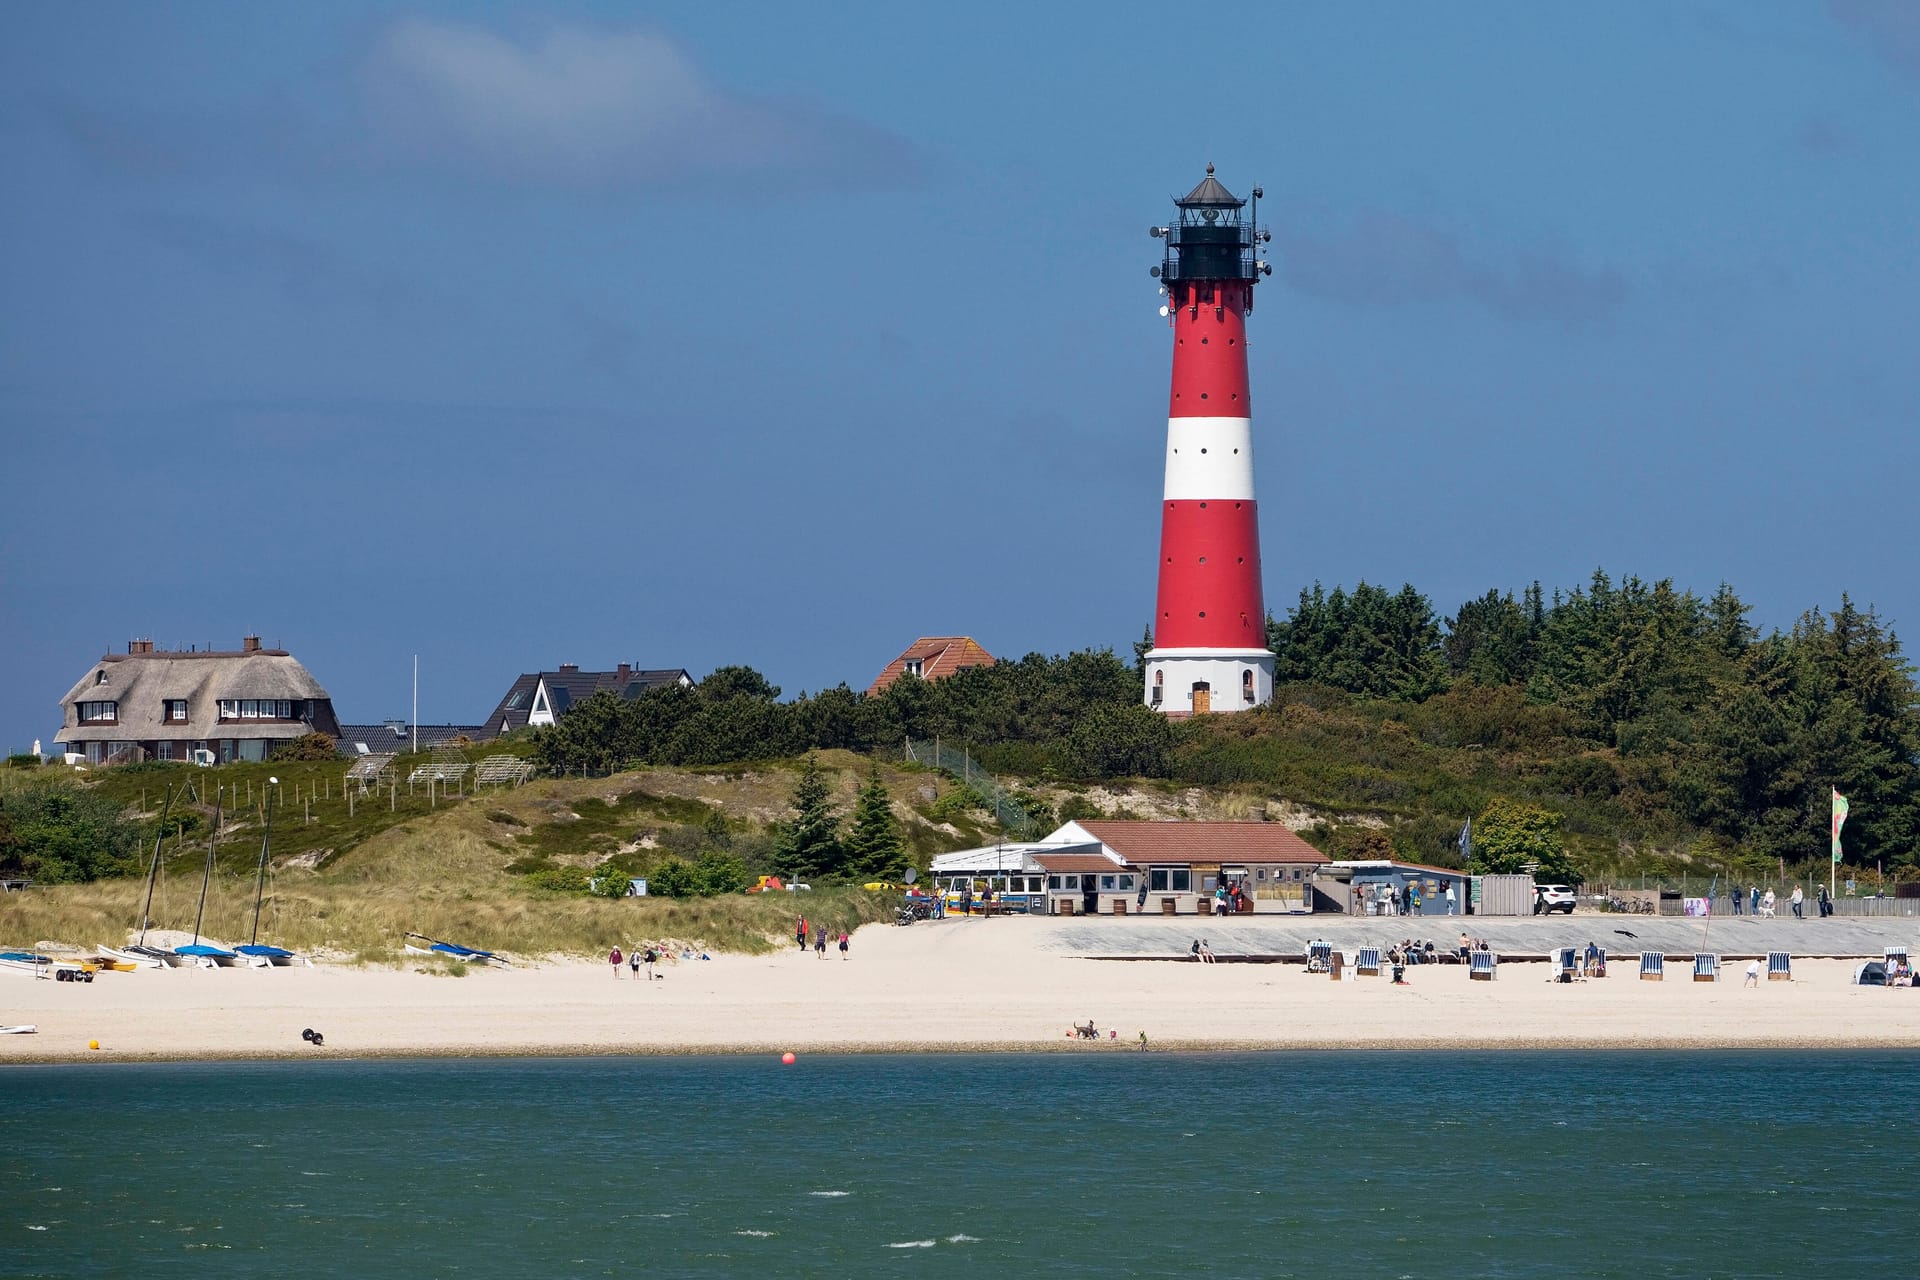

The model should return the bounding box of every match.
[844,765,909,882]
[774,754,842,881]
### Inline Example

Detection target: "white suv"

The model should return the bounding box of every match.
[1534,884,1576,915]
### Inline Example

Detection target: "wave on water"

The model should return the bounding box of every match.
[735,1230,775,1237]
[26,1226,46,1232]
[946,1234,980,1244]
[888,1240,936,1249]
[809,1190,851,1197]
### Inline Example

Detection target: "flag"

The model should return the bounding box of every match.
[1458,819,1472,860]
[1832,789,1850,864]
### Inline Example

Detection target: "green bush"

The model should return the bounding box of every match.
[524,865,592,893]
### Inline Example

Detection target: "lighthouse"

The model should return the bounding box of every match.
[1143,165,1275,716]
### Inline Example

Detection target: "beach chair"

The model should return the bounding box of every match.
[1306,941,1331,974]
[1356,946,1382,977]
[1588,946,1608,978]
[1767,952,1792,981]
[1469,950,1497,981]
[1692,953,1720,983]
[1555,947,1579,981]
[1639,952,1664,981]
[1886,947,1909,970]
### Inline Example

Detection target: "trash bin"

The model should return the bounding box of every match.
[1161,897,1177,916]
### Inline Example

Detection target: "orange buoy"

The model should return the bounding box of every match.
[781,1051,796,1065]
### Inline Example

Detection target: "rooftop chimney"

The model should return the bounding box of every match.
[127,638,154,655]
[242,635,261,653]
[558,662,579,674]
[616,663,632,681]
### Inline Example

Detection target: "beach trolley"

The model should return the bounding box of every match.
[1469,950,1498,981]
[1355,947,1382,977]
[1767,951,1793,981]
[1692,953,1721,983]
[1305,940,1332,974]
[1639,952,1665,981]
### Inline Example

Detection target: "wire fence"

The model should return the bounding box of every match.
[902,737,1041,839]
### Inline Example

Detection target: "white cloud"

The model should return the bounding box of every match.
[363,19,916,190]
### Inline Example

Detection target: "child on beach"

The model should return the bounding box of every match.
[815,928,827,959]
[838,930,849,959]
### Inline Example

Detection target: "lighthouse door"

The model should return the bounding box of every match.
[1192,683,1212,715]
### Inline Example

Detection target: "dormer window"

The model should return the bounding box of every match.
[95,670,108,685]
[218,699,292,720]
[163,699,189,724]
[79,700,118,723]
[904,659,925,678]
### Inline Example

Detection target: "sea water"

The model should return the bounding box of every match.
[2,1051,1911,1278]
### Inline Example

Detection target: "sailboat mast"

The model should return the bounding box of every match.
[251,778,277,945]
[137,784,175,946]
[193,795,220,946]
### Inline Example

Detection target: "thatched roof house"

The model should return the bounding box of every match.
[56,637,340,765]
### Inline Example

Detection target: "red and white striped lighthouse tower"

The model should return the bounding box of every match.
[1144,165,1275,716]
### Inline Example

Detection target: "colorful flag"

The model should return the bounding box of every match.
[1832,788,1850,864]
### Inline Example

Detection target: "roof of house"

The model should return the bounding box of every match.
[57,645,336,743]
[1068,821,1329,866]
[867,636,996,696]
[334,724,487,757]
[481,665,691,737]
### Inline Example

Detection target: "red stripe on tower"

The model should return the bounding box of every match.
[1144,166,1276,716]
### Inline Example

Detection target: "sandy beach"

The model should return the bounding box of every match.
[6,915,1920,1063]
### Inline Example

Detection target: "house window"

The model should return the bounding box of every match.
[164,700,189,723]
[218,699,292,721]
[1063,875,1079,889]
[504,690,526,710]
[904,659,924,678]
[1148,867,1193,893]
[1117,875,1134,891]
[79,701,117,723]
[95,670,108,685]
[1243,669,1255,702]
[1047,875,1061,890]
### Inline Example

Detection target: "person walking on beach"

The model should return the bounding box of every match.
[1744,959,1762,987]
[838,929,850,959]
[796,917,808,950]
[815,927,827,959]
[644,945,659,980]
[609,945,623,979]
[629,948,641,977]
[1790,885,1805,920]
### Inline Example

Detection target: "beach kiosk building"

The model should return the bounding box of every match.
[1042,821,1329,915]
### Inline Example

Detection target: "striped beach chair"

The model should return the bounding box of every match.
[1588,946,1608,978]
[1692,953,1720,983]
[1469,950,1497,981]
[1639,951,1664,981]
[1355,947,1382,977]
[1767,952,1792,981]
[1306,941,1331,974]
[1886,947,1909,970]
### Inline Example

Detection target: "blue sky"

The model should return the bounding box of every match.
[3,2,1917,748]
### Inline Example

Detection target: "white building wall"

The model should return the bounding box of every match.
[1144,648,1275,714]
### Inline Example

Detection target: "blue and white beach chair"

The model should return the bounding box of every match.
[1555,947,1579,981]
[1767,951,1792,981]
[1639,951,1664,981]
[1692,953,1720,983]
[1306,941,1331,974]
[1356,946,1382,977]
[1469,950,1497,981]
[1886,947,1909,970]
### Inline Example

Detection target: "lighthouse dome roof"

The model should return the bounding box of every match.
[1177,164,1241,208]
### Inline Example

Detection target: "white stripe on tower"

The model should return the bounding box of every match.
[1163,417,1256,501]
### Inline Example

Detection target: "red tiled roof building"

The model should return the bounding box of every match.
[867,637,995,696]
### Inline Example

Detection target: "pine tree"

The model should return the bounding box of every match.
[774,754,842,881]
[843,765,908,882]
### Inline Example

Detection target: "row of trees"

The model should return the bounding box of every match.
[771,758,911,884]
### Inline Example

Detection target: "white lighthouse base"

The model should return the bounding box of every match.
[1144,648,1275,716]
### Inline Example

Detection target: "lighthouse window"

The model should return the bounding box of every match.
[1199,557,1206,564]
[1201,337,1209,344]
[1199,612,1206,618]
[1200,447,1207,453]
[1200,392,1209,400]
